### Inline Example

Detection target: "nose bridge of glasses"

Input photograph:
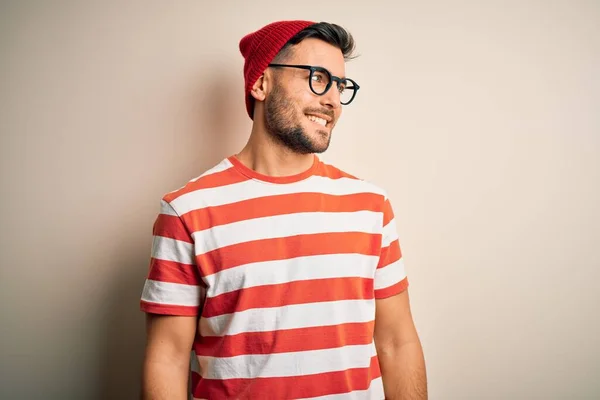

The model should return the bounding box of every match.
[331,76,347,90]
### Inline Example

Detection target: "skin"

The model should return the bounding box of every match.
[375,290,428,399]
[141,37,427,400]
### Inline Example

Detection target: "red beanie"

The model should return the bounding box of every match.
[239,20,315,119]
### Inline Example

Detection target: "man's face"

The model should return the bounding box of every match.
[264,38,346,154]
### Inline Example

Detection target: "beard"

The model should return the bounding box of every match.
[265,83,332,154]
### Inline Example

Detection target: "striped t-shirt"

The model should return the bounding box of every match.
[140,154,408,399]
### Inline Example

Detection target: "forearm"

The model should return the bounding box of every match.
[378,340,427,400]
[141,358,190,400]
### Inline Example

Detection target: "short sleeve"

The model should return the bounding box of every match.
[374,197,409,299]
[140,199,205,316]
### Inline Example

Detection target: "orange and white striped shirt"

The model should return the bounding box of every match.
[140,155,408,399]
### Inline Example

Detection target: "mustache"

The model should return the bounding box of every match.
[303,107,334,120]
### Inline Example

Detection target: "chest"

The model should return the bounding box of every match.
[195,209,384,299]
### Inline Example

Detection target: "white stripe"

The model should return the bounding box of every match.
[198,342,377,379]
[171,175,385,215]
[300,376,384,400]
[168,159,233,196]
[382,217,399,247]
[190,158,233,182]
[141,279,203,306]
[200,299,375,336]
[374,258,406,290]
[190,351,201,373]
[193,211,383,255]
[205,253,379,297]
[151,236,194,265]
[158,199,178,216]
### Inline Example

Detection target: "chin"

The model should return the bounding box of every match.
[310,130,331,153]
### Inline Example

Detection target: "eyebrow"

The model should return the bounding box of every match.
[315,65,347,80]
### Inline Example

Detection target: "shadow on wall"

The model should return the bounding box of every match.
[97,67,246,400]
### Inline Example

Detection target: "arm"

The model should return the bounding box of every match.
[374,290,427,400]
[373,195,427,398]
[141,314,197,400]
[140,199,204,399]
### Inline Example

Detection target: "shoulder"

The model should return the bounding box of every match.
[159,158,237,215]
[318,158,390,200]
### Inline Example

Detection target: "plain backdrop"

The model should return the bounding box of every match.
[1,1,599,399]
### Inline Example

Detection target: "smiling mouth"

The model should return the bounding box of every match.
[305,114,329,127]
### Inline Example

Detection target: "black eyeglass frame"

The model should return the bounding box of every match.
[267,63,360,105]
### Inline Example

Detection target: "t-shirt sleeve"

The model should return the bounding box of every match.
[140,199,205,316]
[374,197,409,299]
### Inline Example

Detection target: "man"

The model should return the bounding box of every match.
[140,20,427,399]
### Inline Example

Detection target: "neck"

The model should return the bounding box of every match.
[236,119,315,177]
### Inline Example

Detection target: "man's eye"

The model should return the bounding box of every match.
[312,72,325,82]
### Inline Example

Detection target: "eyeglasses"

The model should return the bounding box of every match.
[268,63,360,105]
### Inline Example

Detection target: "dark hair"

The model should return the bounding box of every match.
[272,22,358,63]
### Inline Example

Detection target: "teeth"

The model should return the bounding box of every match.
[306,115,327,126]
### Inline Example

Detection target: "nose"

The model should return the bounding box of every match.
[319,83,342,111]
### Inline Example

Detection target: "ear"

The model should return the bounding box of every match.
[250,74,268,102]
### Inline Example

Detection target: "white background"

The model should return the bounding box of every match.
[1,1,599,398]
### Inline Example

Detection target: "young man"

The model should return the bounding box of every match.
[140,20,427,399]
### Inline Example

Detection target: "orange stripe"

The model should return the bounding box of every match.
[140,301,199,316]
[198,232,381,276]
[194,322,375,357]
[318,163,359,180]
[374,277,409,299]
[182,192,384,232]
[377,239,402,268]
[192,356,381,399]
[148,259,201,285]
[202,277,373,318]
[163,167,248,203]
[153,214,193,243]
